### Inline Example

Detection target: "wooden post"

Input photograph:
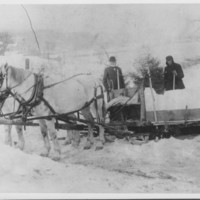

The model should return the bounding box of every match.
[173,73,175,90]
[117,69,120,89]
[148,65,158,123]
[25,58,30,70]
[139,80,146,121]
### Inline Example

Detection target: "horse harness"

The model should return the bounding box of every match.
[7,74,44,122]
[0,71,105,125]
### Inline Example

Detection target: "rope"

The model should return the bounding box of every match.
[43,73,91,90]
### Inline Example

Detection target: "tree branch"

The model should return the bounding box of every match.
[21,5,40,53]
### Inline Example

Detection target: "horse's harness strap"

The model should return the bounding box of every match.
[40,85,105,122]
[1,71,105,123]
[7,74,44,121]
[43,73,91,90]
[40,96,56,114]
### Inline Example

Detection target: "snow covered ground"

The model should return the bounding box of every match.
[0,124,200,194]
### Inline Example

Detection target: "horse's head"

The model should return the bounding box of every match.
[0,62,9,87]
[0,63,10,104]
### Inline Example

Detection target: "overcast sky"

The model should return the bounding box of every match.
[0,4,200,45]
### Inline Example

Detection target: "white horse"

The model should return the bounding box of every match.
[0,64,106,160]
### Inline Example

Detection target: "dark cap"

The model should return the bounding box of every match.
[166,55,173,61]
[109,56,116,62]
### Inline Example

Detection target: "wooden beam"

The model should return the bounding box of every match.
[139,81,146,121]
[0,119,38,126]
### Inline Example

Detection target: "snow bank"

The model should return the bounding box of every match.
[61,135,200,192]
[0,143,74,192]
[65,136,200,171]
[0,143,113,193]
[0,118,200,192]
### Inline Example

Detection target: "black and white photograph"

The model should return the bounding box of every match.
[0,1,200,197]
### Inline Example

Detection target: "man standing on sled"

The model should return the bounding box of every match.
[103,56,125,101]
[164,55,185,91]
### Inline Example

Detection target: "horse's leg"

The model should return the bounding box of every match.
[72,130,80,148]
[64,130,73,145]
[82,124,93,150]
[15,125,25,150]
[38,119,51,157]
[4,125,12,146]
[64,130,80,147]
[93,99,106,150]
[45,119,61,161]
[64,113,80,147]
[81,107,94,150]
[84,124,94,150]
[96,125,105,150]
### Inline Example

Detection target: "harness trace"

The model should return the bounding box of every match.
[0,69,105,129]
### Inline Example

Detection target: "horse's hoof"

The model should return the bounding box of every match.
[83,140,92,150]
[83,144,92,150]
[51,156,60,161]
[95,145,103,151]
[51,150,61,161]
[5,140,12,147]
[40,153,48,157]
[63,139,72,145]
[105,135,116,143]
[16,141,25,151]
[84,145,92,150]
[40,149,49,157]
[95,141,103,151]
[17,145,24,151]
[72,141,80,148]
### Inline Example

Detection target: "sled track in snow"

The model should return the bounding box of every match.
[63,161,177,181]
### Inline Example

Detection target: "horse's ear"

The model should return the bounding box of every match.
[4,63,8,71]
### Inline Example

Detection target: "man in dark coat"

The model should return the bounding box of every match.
[103,56,125,92]
[164,55,185,91]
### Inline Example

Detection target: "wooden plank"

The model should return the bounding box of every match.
[153,119,200,126]
[0,119,39,126]
[0,119,87,130]
[55,123,88,130]
[139,82,146,121]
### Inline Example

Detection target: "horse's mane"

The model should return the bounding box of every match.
[8,66,32,84]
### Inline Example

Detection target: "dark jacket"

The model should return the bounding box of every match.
[103,66,125,91]
[164,61,185,91]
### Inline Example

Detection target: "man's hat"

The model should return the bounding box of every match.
[109,56,116,62]
[166,55,173,61]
